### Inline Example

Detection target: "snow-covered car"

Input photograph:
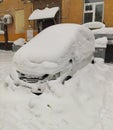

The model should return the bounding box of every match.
[9,24,95,94]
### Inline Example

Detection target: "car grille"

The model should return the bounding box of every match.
[17,71,60,83]
[17,71,49,83]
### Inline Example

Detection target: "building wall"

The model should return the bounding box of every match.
[0,0,23,41]
[104,0,113,27]
[33,0,61,9]
[0,0,61,42]
[0,0,113,42]
[0,0,34,42]
[62,0,83,24]
[62,0,113,27]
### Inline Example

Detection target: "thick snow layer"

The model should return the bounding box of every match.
[92,27,113,34]
[95,37,108,48]
[83,22,105,29]
[13,24,95,75]
[29,7,60,20]
[1,51,113,130]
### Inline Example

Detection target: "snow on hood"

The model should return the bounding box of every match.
[29,7,60,20]
[13,24,95,75]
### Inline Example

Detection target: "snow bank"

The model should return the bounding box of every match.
[1,51,113,130]
[0,50,14,82]
[29,7,60,20]
[95,37,108,48]
[13,38,26,46]
[83,22,105,29]
[1,58,113,130]
[92,27,113,34]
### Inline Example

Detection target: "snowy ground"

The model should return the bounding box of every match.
[0,50,113,130]
[0,50,14,82]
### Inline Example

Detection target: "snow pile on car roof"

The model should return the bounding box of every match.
[13,24,95,75]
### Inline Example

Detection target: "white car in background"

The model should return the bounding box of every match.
[8,24,95,95]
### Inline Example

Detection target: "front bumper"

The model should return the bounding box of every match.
[9,69,60,94]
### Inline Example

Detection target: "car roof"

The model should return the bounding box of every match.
[14,24,93,63]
